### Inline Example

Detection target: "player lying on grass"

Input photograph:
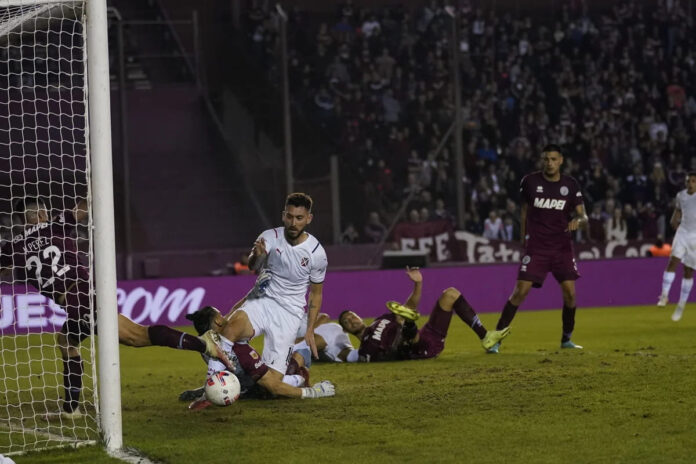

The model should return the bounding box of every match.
[336,267,510,362]
[179,306,335,409]
[292,312,356,363]
[0,198,232,419]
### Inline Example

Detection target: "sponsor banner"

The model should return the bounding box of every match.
[392,222,655,263]
[392,220,461,262]
[1,256,669,335]
[0,276,257,336]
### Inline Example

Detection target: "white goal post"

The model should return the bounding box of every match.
[0,0,121,456]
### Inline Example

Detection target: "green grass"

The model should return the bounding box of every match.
[7,305,696,463]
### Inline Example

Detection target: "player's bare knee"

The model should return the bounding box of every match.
[438,288,460,310]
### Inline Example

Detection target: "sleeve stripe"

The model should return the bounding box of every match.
[311,242,320,253]
[310,279,324,285]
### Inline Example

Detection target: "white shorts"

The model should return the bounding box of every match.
[239,297,303,374]
[314,322,353,362]
[671,229,696,269]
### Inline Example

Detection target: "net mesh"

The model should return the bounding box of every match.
[0,0,98,455]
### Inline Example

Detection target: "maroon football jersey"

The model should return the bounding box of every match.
[0,212,88,299]
[520,171,584,253]
[358,313,403,362]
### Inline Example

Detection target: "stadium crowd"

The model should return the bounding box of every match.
[244,0,696,245]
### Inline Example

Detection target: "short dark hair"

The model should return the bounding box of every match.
[285,192,313,212]
[13,197,47,223]
[542,144,563,155]
[687,171,696,178]
[185,306,218,335]
[338,310,352,327]
[13,197,46,215]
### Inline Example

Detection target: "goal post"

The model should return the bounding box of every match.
[0,0,121,456]
[85,0,122,454]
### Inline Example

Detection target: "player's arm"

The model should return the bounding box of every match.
[670,207,682,230]
[402,266,423,310]
[519,203,528,246]
[257,370,335,399]
[338,348,359,362]
[305,282,324,359]
[568,204,588,231]
[313,312,331,329]
[248,237,268,271]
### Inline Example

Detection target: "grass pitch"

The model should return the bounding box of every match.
[13,304,696,464]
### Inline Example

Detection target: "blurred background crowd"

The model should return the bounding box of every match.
[244,0,696,245]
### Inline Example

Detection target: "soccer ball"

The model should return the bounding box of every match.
[204,371,241,406]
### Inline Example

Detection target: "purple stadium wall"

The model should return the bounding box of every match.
[0,257,675,335]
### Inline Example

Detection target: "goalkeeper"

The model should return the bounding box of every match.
[337,267,510,362]
[0,198,232,419]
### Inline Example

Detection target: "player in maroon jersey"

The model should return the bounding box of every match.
[0,198,232,418]
[338,267,510,362]
[488,144,588,353]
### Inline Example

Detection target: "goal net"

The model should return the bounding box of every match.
[0,0,99,456]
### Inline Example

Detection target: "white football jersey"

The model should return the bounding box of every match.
[676,189,696,235]
[255,227,327,317]
[314,322,353,362]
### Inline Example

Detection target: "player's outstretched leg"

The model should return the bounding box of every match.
[44,327,86,420]
[118,314,234,369]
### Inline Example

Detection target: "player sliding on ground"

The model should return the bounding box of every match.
[488,144,587,353]
[657,171,696,321]
[179,306,335,408]
[200,193,328,391]
[0,198,233,419]
[336,267,510,362]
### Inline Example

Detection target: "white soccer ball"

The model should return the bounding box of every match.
[205,370,241,406]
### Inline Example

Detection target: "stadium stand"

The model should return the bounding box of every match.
[241,0,696,245]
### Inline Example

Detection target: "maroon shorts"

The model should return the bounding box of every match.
[60,283,95,342]
[518,249,580,288]
[408,302,452,360]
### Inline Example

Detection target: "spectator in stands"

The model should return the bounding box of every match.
[364,211,387,243]
[588,203,606,243]
[341,223,360,244]
[605,207,627,242]
[244,1,695,246]
[482,210,502,240]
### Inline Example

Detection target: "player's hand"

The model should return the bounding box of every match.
[405,266,422,283]
[251,238,267,257]
[305,327,319,359]
[567,218,581,231]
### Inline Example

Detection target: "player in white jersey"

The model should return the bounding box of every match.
[658,172,696,321]
[293,314,358,363]
[212,193,328,383]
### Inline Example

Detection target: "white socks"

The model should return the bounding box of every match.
[679,278,693,306]
[662,271,676,297]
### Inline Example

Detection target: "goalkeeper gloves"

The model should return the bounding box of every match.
[301,380,336,399]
